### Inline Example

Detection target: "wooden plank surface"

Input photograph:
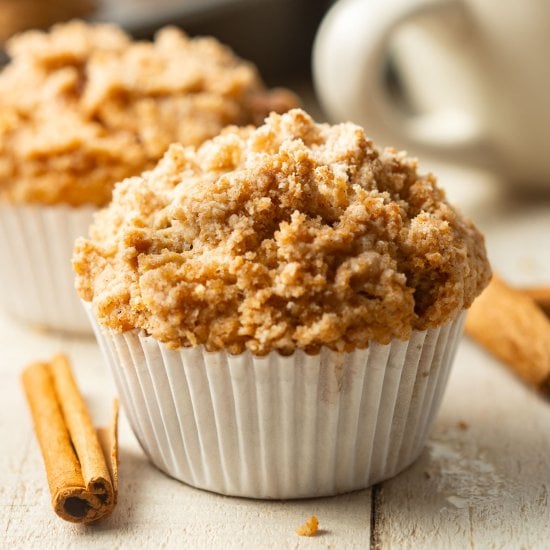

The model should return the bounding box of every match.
[371,171,550,550]
[373,340,550,550]
[0,319,372,549]
[2,167,550,548]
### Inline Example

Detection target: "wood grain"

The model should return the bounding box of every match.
[373,341,550,549]
[1,316,371,549]
[2,168,550,548]
[4,310,550,548]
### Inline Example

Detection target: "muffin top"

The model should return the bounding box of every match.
[0,21,297,207]
[74,109,491,355]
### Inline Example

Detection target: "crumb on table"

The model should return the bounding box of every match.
[296,515,319,537]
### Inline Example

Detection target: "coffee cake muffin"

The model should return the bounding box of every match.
[76,109,491,498]
[0,21,298,332]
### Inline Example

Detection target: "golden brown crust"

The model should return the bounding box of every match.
[74,109,491,355]
[0,21,298,207]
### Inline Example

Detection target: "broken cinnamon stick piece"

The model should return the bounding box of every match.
[21,355,118,523]
[521,286,550,317]
[465,275,550,394]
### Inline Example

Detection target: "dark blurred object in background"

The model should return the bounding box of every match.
[0,0,95,43]
[0,0,331,82]
[93,0,332,83]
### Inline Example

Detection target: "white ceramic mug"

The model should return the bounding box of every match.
[313,0,550,188]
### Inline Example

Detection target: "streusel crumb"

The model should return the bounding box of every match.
[74,109,491,355]
[296,516,319,537]
[0,21,298,207]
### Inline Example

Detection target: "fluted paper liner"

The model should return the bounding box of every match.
[88,307,466,499]
[0,203,95,333]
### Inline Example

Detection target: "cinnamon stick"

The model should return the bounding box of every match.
[97,399,119,502]
[521,285,550,317]
[465,275,550,394]
[21,354,118,523]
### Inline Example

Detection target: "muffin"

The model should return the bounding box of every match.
[75,109,491,498]
[0,21,298,333]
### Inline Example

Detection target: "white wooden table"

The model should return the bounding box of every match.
[2,164,550,549]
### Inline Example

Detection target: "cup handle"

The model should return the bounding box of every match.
[313,0,497,168]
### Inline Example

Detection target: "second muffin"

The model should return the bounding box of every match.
[0,21,298,332]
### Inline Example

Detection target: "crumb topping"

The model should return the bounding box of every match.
[74,109,491,354]
[0,21,297,206]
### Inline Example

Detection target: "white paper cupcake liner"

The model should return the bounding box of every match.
[0,203,96,334]
[87,306,466,499]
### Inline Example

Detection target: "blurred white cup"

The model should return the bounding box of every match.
[313,0,550,189]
